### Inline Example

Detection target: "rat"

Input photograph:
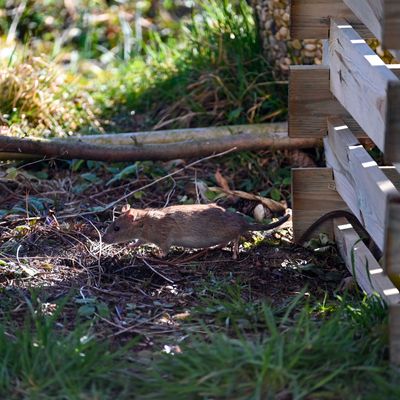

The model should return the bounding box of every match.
[103,203,290,259]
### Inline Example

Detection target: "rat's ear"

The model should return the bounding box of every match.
[121,204,131,213]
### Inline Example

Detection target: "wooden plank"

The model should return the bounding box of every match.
[381,166,400,191]
[390,305,400,365]
[289,65,364,138]
[290,0,372,40]
[343,0,400,50]
[321,39,329,65]
[334,217,400,305]
[291,168,347,241]
[329,18,400,161]
[324,118,398,250]
[383,194,400,286]
[342,0,383,43]
[385,80,400,163]
[385,1,400,49]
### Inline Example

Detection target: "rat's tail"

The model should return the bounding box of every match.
[250,210,291,231]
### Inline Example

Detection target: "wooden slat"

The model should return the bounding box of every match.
[290,0,372,39]
[321,39,329,65]
[385,80,400,163]
[329,19,400,161]
[324,118,398,250]
[384,194,400,285]
[291,168,347,241]
[381,167,400,191]
[334,217,400,305]
[289,66,363,138]
[385,1,400,50]
[390,305,400,365]
[384,194,400,365]
[343,0,400,50]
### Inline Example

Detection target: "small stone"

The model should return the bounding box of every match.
[253,204,266,222]
[278,26,288,37]
[291,39,302,50]
[304,43,317,51]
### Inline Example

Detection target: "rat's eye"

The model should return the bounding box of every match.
[114,226,120,232]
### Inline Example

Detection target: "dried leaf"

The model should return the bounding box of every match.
[214,169,230,191]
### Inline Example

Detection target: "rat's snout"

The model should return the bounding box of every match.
[102,224,118,244]
[102,232,112,243]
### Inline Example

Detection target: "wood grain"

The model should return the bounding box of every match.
[291,168,347,241]
[334,217,400,305]
[385,1,400,49]
[384,194,400,282]
[390,305,400,365]
[289,65,363,138]
[381,167,400,190]
[324,118,398,250]
[385,194,400,365]
[343,0,400,50]
[290,0,372,39]
[329,18,400,160]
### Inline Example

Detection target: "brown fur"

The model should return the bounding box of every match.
[103,203,290,258]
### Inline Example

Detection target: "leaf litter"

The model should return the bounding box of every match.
[0,149,348,351]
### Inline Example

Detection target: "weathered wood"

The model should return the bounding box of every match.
[385,80,400,164]
[290,0,372,39]
[291,168,347,241]
[334,217,400,305]
[321,39,329,65]
[381,167,400,191]
[343,0,400,50]
[383,194,400,288]
[329,18,400,161]
[289,65,364,138]
[0,131,320,162]
[385,194,400,365]
[390,305,400,365]
[324,118,398,251]
[77,123,288,145]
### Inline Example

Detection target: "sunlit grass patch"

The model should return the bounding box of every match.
[137,293,397,400]
[97,0,287,131]
[0,55,101,137]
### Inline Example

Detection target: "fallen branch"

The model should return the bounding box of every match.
[0,124,320,161]
[77,123,288,145]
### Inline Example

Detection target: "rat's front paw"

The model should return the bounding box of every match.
[127,239,143,249]
[155,249,167,258]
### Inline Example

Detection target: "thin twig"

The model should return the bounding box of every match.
[141,258,175,284]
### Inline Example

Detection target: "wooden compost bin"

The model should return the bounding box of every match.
[288,0,400,364]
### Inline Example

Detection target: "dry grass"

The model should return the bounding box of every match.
[0,56,102,137]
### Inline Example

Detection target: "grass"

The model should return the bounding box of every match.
[1,1,399,398]
[1,0,286,135]
[0,54,101,137]
[0,285,399,399]
[98,0,287,131]
[0,295,138,399]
